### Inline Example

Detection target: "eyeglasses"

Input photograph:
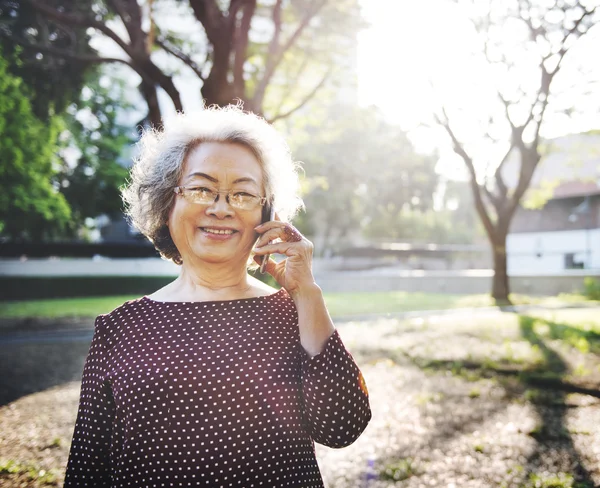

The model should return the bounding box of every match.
[173,186,267,211]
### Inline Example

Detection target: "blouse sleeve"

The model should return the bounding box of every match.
[300,329,371,448]
[64,315,115,487]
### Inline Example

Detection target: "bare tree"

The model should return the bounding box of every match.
[22,0,360,126]
[433,0,598,303]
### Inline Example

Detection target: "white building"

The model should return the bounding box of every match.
[505,132,600,274]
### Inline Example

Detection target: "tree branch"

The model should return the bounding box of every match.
[251,0,283,108]
[267,68,331,123]
[494,146,512,198]
[233,0,256,93]
[25,0,133,57]
[17,41,133,68]
[253,0,326,108]
[497,91,518,133]
[274,50,313,113]
[188,0,225,45]
[106,0,146,52]
[520,3,597,144]
[435,107,497,237]
[156,37,205,80]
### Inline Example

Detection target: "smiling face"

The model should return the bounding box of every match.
[168,142,265,266]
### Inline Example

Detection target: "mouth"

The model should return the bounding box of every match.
[199,227,238,236]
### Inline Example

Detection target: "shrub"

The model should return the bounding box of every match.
[583,277,600,300]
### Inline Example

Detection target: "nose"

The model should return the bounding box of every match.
[205,192,234,219]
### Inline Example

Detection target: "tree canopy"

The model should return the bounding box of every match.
[0,51,71,241]
[293,105,441,254]
[57,69,135,236]
[21,0,363,126]
[0,0,95,118]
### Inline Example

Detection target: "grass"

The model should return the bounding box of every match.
[0,459,59,485]
[404,308,600,399]
[523,471,595,488]
[380,458,417,482]
[0,296,139,319]
[0,291,595,320]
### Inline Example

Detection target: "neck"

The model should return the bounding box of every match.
[178,260,251,299]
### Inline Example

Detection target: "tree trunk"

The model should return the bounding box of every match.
[139,80,162,128]
[490,231,510,304]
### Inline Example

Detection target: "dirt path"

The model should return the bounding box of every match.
[1,311,599,487]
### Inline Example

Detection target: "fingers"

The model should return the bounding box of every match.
[254,221,312,264]
[253,240,297,256]
[255,227,284,248]
[255,222,303,242]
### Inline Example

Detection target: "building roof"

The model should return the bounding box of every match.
[552,180,600,199]
[502,131,600,199]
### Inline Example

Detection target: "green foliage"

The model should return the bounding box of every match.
[0,276,172,303]
[364,207,477,243]
[57,70,135,233]
[522,179,560,210]
[0,51,71,241]
[415,391,444,405]
[583,277,600,300]
[293,105,441,253]
[0,0,95,118]
[520,314,600,355]
[469,387,481,398]
[49,437,62,448]
[0,459,58,484]
[524,471,577,488]
[380,458,417,481]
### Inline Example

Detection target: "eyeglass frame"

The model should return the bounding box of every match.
[173,185,268,210]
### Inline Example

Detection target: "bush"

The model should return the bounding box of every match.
[583,277,600,300]
[0,271,278,301]
[0,276,174,301]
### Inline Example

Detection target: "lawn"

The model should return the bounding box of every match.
[0,291,586,318]
[0,291,594,319]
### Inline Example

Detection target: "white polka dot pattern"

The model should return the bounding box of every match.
[64,288,371,487]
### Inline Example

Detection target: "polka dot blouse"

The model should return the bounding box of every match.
[64,288,371,487]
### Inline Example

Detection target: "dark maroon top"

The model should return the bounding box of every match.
[64,288,371,487]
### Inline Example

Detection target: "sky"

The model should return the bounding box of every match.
[356,0,600,178]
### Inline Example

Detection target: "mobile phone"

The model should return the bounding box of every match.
[259,203,275,274]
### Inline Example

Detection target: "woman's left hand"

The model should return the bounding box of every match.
[253,219,316,297]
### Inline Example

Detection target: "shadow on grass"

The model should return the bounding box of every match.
[527,315,600,355]
[518,315,595,486]
[374,314,599,486]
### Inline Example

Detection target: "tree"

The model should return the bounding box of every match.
[0,51,71,241]
[0,0,95,119]
[58,69,134,235]
[21,0,362,126]
[431,0,598,303]
[294,105,439,254]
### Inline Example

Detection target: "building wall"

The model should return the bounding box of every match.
[314,271,597,296]
[507,228,600,273]
[510,195,600,234]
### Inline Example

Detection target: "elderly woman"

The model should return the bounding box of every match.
[64,106,371,487]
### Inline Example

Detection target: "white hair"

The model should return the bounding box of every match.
[122,104,305,265]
